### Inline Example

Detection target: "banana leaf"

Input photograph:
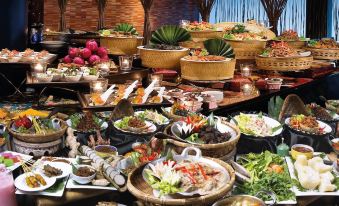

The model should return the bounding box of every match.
[203,39,235,58]
[150,25,191,46]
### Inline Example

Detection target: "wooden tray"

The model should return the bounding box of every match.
[78,92,172,110]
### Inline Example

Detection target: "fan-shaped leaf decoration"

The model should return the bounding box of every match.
[114,23,138,35]
[203,39,235,58]
[150,25,191,46]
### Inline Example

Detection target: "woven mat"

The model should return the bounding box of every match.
[218,91,259,107]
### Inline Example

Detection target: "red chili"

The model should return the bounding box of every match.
[198,164,208,180]
[180,167,196,184]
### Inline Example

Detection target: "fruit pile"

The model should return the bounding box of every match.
[63,39,109,65]
[0,152,21,167]
[14,116,32,129]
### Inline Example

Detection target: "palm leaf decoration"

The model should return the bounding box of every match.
[150,25,191,46]
[203,39,235,58]
[114,23,138,35]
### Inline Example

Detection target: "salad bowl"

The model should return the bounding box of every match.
[141,147,234,197]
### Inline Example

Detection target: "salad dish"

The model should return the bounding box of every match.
[223,24,268,41]
[285,114,332,135]
[232,113,283,137]
[235,151,296,203]
[99,23,139,38]
[114,116,157,134]
[142,147,232,197]
[306,38,339,60]
[135,110,170,125]
[325,100,339,114]
[67,112,108,133]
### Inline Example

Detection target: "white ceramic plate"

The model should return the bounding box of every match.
[39,161,72,179]
[114,119,157,134]
[285,117,332,135]
[134,111,170,125]
[15,172,56,192]
[230,114,283,137]
[285,156,339,196]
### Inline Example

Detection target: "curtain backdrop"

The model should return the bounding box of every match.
[331,0,339,40]
[210,0,306,36]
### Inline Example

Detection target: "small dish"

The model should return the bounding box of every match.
[70,165,96,184]
[14,172,56,192]
[291,144,314,160]
[36,73,53,82]
[64,74,82,82]
[94,145,118,158]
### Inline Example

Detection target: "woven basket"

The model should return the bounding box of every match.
[305,47,339,60]
[138,46,190,70]
[179,41,204,49]
[164,121,240,158]
[180,59,236,81]
[8,119,67,143]
[283,40,306,49]
[278,94,308,121]
[127,158,235,206]
[225,40,266,60]
[255,56,313,71]
[215,22,276,40]
[100,37,143,55]
[189,30,224,41]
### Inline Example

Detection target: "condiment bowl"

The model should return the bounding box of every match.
[70,165,96,184]
[291,144,314,160]
[94,145,117,158]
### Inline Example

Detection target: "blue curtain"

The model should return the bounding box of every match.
[331,0,339,40]
[210,0,306,36]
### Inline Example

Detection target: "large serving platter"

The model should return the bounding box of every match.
[230,113,283,137]
[113,119,157,135]
[142,147,231,197]
[285,117,332,136]
[285,155,339,196]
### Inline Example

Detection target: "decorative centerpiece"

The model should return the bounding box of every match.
[305,38,339,60]
[138,25,190,70]
[274,29,309,49]
[180,39,236,81]
[223,23,271,60]
[255,41,313,71]
[99,23,143,55]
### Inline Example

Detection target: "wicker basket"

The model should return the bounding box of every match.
[283,40,306,49]
[255,56,313,71]
[179,41,204,49]
[164,121,240,158]
[138,46,190,70]
[180,58,236,81]
[100,37,143,55]
[305,47,339,60]
[225,40,266,60]
[189,30,224,40]
[215,22,276,40]
[278,94,308,121]
[127,158,235,206]
[8,119,67,143]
